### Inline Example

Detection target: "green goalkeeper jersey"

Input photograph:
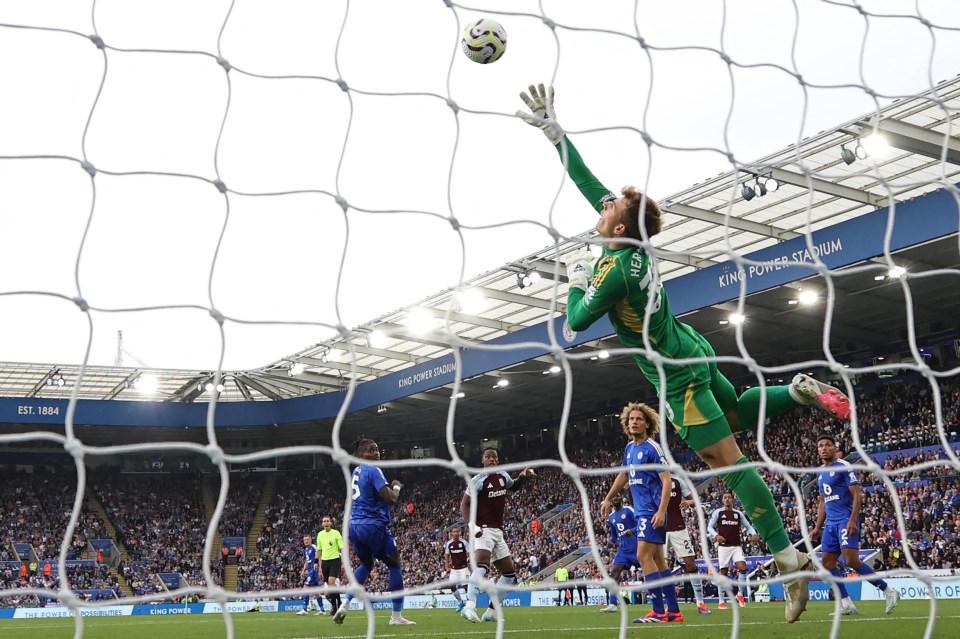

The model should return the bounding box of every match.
[559,139,707,397]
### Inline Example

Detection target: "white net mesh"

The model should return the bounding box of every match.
[1,1,960,638]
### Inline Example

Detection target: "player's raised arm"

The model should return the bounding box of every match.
[509,467,536,491]
[517,83,615,213]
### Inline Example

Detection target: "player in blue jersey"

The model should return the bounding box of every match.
[601,402,683,623]
[810,435,899,615]
[600,494,640,613]
[333,436,416,626]
[298,535,326,615]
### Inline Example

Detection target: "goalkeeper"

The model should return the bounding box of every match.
[516,83,852,624]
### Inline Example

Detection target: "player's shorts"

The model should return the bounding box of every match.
[634,511,666,546]
[658,329,739,452]
[612,547,641,570]
[472,527,511,563]
[664,529,695,560]
[303,570,320,587]
[821,522,859,554]
[449,568,471,583]
[349,522,398,564]
[717,545,746,568]
[320,558,342,582]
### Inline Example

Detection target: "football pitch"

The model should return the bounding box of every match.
[2,601,960,639]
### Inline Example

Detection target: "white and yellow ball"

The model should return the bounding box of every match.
[461,18,507,64]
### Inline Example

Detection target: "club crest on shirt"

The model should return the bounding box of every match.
[561,319,577,343]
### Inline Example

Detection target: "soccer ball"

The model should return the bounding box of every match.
[461,18,507,64]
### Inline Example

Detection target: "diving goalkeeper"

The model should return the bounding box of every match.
[516,83,852,624]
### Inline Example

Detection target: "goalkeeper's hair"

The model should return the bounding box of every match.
[353,435,376,454]
[619,402,660,439]
[621,186,663,241]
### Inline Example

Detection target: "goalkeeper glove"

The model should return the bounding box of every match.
[565,249,596,291]
[516,83,565,146]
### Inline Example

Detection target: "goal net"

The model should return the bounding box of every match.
[1,1,959,638]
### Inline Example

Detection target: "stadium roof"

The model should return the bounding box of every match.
[1,76,959,437]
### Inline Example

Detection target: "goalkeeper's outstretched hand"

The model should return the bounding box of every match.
[516,83,565,145]
[565,248,596,291]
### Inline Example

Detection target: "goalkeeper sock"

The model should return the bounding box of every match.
[467,564,488,604]
[854,563,888,591]
[828,567,851,599]
[737,386,800,431]
[720,456,791,553]
[388,564,405,613]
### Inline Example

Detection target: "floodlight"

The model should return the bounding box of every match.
[406,307,436,335]
[840,146,856,165]
[457,288,486,314]
[135,375,158,393]
[755,178,767,197]
[588,244,603,258]
[854,143,867,160]
[369,329,388,348]
[741,183,756,201]
[528,270,542,284]
[729,313,746,325]
[517,273,531,289]
[549,365,562,374]
[860,133,890,158]
[798,290,818,305]
[763,173,779,192]
[288,362,305,376]
[888,266,906,279]
[598,350,610,360]
[495,378,510,388]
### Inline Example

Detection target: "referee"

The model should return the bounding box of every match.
[316,515,344,614]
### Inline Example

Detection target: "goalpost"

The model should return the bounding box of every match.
[1,1,959,638]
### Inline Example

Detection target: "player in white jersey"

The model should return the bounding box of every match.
[707,492,759,609]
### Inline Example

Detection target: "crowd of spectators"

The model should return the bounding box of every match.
[2,373,959,606]
[0,563,122,607]
[0,467,109,562]
[93,470,222,593]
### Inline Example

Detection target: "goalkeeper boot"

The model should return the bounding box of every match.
[790,374,851,421]
[885,587,900,614]
[776,548,813,623]
[480,607,499,622]
[296,610,308,616]
[389,616,417,625]
[600,604,619,613]
[455,601,466,613]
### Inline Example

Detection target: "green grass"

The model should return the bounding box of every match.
[1,600,959,639]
